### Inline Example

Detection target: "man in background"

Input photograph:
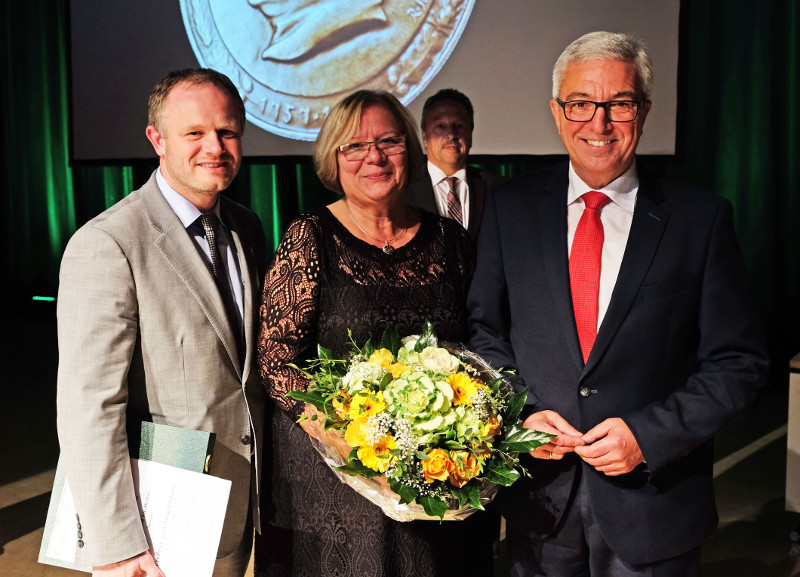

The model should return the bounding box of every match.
[406,88,502,240]
[55,68,266,577]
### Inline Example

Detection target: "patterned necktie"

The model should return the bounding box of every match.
[199,213,242,360]
[570,191,611,364]
[445,177,463,225]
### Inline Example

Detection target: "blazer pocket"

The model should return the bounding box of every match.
[642,276,696,301]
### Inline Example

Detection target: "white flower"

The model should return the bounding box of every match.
[418,347,461,374]
[342,361,386,394]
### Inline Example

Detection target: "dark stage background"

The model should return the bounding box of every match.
[1,1,799,386]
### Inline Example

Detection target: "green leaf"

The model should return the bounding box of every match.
[317,344,335,360]
[391,481,419,505]
[499,425,555,453]
[378,372,393,390]
[449,483,484,510]
[285,390,328,412]
[361,337,375,359]
[380,324,403,358]
[466,482,484,509]
[419,495,448,520]
[503,390,527,423]
[484,461,521,486]
[415,319,439,351]
[334,458,382,479]
[450,485,470,508]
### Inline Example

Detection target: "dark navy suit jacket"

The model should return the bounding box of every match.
[467,161,768,565]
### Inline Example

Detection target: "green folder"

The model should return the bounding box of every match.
[134,421,215,473]
[38,422,216,572]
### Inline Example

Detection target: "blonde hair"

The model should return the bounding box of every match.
[313,90,424,193]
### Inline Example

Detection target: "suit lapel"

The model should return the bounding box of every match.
[539,166,586,372]
[588,175,668,371]
[223,204,259,384]
[466,168,486,239]
[406,176,439,214]
[141,179,242,376]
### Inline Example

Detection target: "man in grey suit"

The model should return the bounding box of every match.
[56,69,266,577]
[406,88,502,240]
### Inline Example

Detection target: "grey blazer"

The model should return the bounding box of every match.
[405,165,503,241]
[56,171,266,567]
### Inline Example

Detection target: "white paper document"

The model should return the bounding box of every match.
[40,458,231,577]
[132,459,231,577]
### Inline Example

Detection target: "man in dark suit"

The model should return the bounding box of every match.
[406,88,502,240]
[467,32,769,576]
[55,69,266,577]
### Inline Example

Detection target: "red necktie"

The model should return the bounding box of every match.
[445,177,463,225]
[570,191,611,363]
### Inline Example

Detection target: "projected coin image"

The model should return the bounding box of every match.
[180,0,474,140]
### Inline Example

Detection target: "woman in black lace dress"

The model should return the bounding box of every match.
[256,90,498,576]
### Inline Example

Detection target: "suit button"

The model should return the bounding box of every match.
[240,434,252,445]
[579,386,591,398]
[77,540,84,548]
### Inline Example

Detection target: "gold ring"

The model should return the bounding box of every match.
[548,451,552,459]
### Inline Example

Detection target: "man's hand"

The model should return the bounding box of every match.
[523,410,585,460]
[93,550,165,577]
[575,418,644,475]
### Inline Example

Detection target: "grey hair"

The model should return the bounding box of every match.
[552,31,654,101]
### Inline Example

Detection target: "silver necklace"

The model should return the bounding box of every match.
[347,204,408,254]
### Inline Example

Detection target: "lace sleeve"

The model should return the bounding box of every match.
[258,215,321,414]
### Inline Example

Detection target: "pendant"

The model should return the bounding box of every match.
[382,242,394,254]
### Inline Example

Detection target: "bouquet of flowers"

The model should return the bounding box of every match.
[286,321,554,521]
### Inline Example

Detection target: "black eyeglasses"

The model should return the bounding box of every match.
[337,136,406,160]
[556,99,644,122]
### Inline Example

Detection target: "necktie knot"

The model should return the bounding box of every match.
[199,212,218,236]
[582,191,611,211]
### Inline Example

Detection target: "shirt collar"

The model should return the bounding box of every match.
[566,161,639,213]
[156,168,221,229]
[427,160,467,186]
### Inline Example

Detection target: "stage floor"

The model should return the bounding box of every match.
[1,303,798,576]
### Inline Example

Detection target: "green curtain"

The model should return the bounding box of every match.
[2,1,798,375]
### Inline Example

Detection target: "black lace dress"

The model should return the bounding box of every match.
[255,207,498,577]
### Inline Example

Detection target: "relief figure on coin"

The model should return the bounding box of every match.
[248,0,388,62]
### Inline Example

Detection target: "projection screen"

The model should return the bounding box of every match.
[70,0,679,161]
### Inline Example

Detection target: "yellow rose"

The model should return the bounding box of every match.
[358,435,397,473]
[389,362,412,379]
[332,391,351,420]
[481,417,501,440]
[471,439,493,460]
[347,390,386,419]
[422,448,452,483]
[448,373,478,405]
[449,450,481,488]
[368,348,394,369]
[344,415,370,447]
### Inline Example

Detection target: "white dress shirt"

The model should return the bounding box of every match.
[427,161,470,230]
[566,162,638,330]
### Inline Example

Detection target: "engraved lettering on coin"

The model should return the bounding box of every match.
[180,0,474,141]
